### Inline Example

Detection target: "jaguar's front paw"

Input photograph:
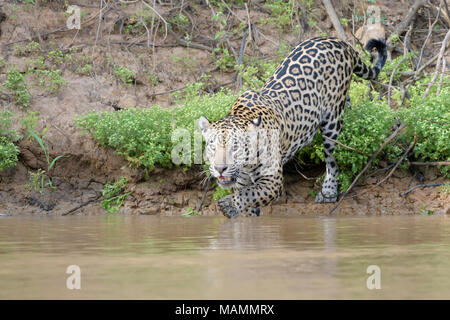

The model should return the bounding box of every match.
[218,195,239,218]
[315,191,338,203]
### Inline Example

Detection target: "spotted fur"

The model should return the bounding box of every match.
[199,37,387,218]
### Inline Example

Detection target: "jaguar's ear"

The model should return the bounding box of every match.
[251,115,262,127]
[198,116,210,132]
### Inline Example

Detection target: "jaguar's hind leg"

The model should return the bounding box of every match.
[315,118,342,203]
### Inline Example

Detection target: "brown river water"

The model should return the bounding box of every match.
[1,215,450,299]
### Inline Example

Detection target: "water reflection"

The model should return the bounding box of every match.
[0,215,449,299]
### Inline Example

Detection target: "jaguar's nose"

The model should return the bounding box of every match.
[214,165,228,175]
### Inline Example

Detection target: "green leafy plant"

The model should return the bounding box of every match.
[419,203,434,216]
[182,207,198,216]
[335,97,399,192]
[377,51,415,83]
[0,110,20,171]
[100,177,131,213]
[0,110,21,142]
[296,76,450,192]
[390,34,399,45]
[27,56,45,70]
[439,183,450,194]
[0,137,19,171]
[237,57,278,90]
[20,110,39,139]
[28,130,67,194]
[13,41,41,56]
[213,48,235,71]
[33,69,68,94]
[77,84,236,170]
[168,13,190,32]
[261,0,294,31]
[113,65,135,86]
[47,50,65,65]
[146,71,159,86]
[398,85,450,177]
[213,186,232,201]
[3,69,30,108]
[76,64,93,75]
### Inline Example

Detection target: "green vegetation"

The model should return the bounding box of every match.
[173,55,197,74]
[124,7,155,35]
[168,13,190,32]
[113,65,136,86]
[419,203,434,216]
[389,34,399,45]
[13,41,41,57]
[182,207,199,216]
[237,57,279,90]
[77,83,237,170]
[0,137,19,171]
[261,0,314,32]
[299,80,450,192]
[440,183,450,194]
[297,132,325,165]
[398,83,450,177]
[377,51,416,83]
[146,71,159,86]
[0,111,21,171]
[27,130,67,194]
[213,48,235,72]
[20,110,39,139]
[33,69,68,94]
[76,64,92,76]
[100,177,131,213]
[261,0,294,31]
[213,186,233,201]
[0,110,21,142]
[47,50,65,65]
[334,96,398,191]
[3,69,30,108]
[0,57,6,69]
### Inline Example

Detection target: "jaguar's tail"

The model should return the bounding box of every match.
[353,38,387,80]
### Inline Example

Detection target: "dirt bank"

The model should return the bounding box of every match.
[1,160,449,216]
[0,1,448,216]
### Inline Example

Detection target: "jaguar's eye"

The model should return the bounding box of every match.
[232,145,239,151]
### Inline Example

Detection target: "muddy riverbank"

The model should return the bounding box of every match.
[1,158,449,216]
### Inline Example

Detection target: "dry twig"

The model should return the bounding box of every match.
[409,161,450,166]
[423,28,450,98]
[400,183,445,197]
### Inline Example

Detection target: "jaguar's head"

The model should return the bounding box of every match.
[199,115,261,188]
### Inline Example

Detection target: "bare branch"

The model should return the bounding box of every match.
[423,28,450,98]
[321,0,347,40]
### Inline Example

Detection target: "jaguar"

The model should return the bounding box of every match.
[199,37,387,218]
